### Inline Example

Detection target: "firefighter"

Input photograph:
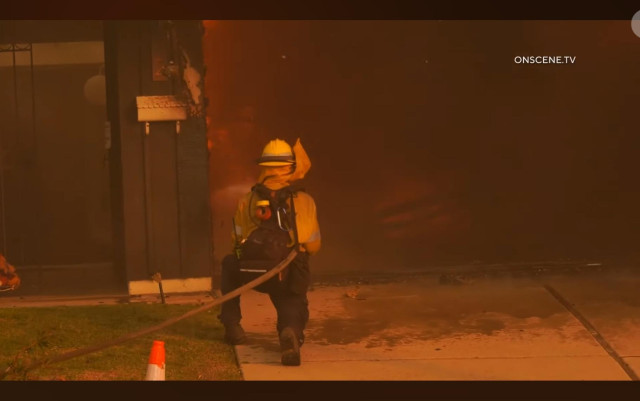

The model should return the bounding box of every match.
[218,138,321,366]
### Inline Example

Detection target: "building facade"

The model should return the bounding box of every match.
[0,20,213,296]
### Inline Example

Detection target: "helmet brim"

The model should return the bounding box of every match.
[258,161,295,167]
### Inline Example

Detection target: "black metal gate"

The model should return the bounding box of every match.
[0,23,123,295]
[0,42,41,279]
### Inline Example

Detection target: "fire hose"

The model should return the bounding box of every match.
[3,249,298,378]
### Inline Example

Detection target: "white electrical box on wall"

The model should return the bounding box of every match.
[136,95,187,122]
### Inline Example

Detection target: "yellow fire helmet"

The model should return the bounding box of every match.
[257,139,295,166]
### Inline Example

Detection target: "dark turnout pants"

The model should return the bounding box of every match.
[219,252,311,344]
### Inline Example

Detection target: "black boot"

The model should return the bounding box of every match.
[279,327,301,366]
[224,323,247,345]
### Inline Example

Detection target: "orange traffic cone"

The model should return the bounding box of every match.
[145,340,166,381]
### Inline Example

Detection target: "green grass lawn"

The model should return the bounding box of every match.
[0,303,243,381]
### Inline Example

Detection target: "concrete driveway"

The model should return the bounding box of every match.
[234,270,640,380]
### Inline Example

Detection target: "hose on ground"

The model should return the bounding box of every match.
[3,249,298,378]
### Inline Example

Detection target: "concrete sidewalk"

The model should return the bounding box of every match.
[233,272,640,380]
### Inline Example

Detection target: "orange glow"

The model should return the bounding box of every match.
[202,20,219,31]
[373,171,470,242]
[380,211,417,225]
[0,253,21,289]
[203,22,266,189]
[203,21,270,263]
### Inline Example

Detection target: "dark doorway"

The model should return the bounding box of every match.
[0,21,124,295]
